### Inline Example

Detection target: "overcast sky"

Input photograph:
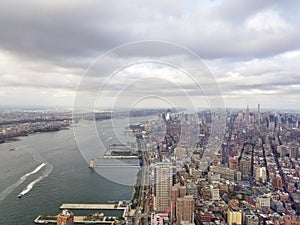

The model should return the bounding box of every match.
[0,0,300,111]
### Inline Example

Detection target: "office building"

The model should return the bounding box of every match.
[154,162,173,212]
[240,159,250,179]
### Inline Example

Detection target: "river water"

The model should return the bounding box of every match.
[0,116,150,225]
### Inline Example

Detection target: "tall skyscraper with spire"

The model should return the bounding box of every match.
[245,105,250,125]
[257,104,261,124]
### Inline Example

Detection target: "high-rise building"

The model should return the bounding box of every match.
[289,146,299,159]
[171,186,179,222]
[57,209,74,225]
[227,208,242,225]
[176,196,194,225]
[229,157,238,170]
[210,185,220,201]
[245,105,250,125]
[154,162,173,213]
[255,167,267,183]
[257,104,261,124]
[235,171,242,181]
[239,159,250,179]
[221,143,229,165]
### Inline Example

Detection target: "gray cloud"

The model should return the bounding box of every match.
[1,0,299,62]
[0,0,299,109]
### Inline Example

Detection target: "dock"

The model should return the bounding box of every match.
[34,215,116,224]
[103,155,139,159]
[60,203,126,210]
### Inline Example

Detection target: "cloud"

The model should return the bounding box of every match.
[0,0,299,109]
[1,0,299,61]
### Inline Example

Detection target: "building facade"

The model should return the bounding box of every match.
[154,162,173,212]
[57,209,74,225]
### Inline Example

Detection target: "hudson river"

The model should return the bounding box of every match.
[0,116,148,225]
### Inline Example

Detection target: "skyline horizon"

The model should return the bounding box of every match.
[0,1,300,110]
[1,104,300,113]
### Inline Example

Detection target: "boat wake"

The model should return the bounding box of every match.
[21,163,46,180]
[0,161,53,201]
[18,163,53,198]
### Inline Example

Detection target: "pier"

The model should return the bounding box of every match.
[34,215,117,224]
[60,203,126,210]
[88,159,140,169]
[35,201,129,224]
[103,155,139,159]
[93,164,139,168]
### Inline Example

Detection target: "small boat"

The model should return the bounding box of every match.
[18,194,22,198]
[9,148,15,151]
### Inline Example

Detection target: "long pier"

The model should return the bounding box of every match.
[34,215,117,224]
[94,164,139,168]
[103,155,138,159]
[60,203,126,210]
[89,159,140,169]
[35,202,129,224]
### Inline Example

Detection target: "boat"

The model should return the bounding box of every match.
[9,148,15,151]
[18,194,23,198]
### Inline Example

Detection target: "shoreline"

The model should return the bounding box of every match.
[0,126,71,145]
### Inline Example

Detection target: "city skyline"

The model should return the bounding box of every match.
[0,1,300,109]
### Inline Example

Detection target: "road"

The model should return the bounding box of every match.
[135,139,151,225]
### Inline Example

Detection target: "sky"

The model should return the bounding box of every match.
[0,0,300,111]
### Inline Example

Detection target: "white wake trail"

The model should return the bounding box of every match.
[0,162,53,202]
[20,163,46,180]
[18,163,53,198]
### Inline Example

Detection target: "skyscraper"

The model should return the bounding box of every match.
[289,146,299,159]
[257,104,261,124]
[154,162,173,212]
[221,143,229,165]
[229,157,238,170]
[245,105,250,125]
[240,159,250,179]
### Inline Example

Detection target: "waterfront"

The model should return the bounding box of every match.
[0,116,149,225]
